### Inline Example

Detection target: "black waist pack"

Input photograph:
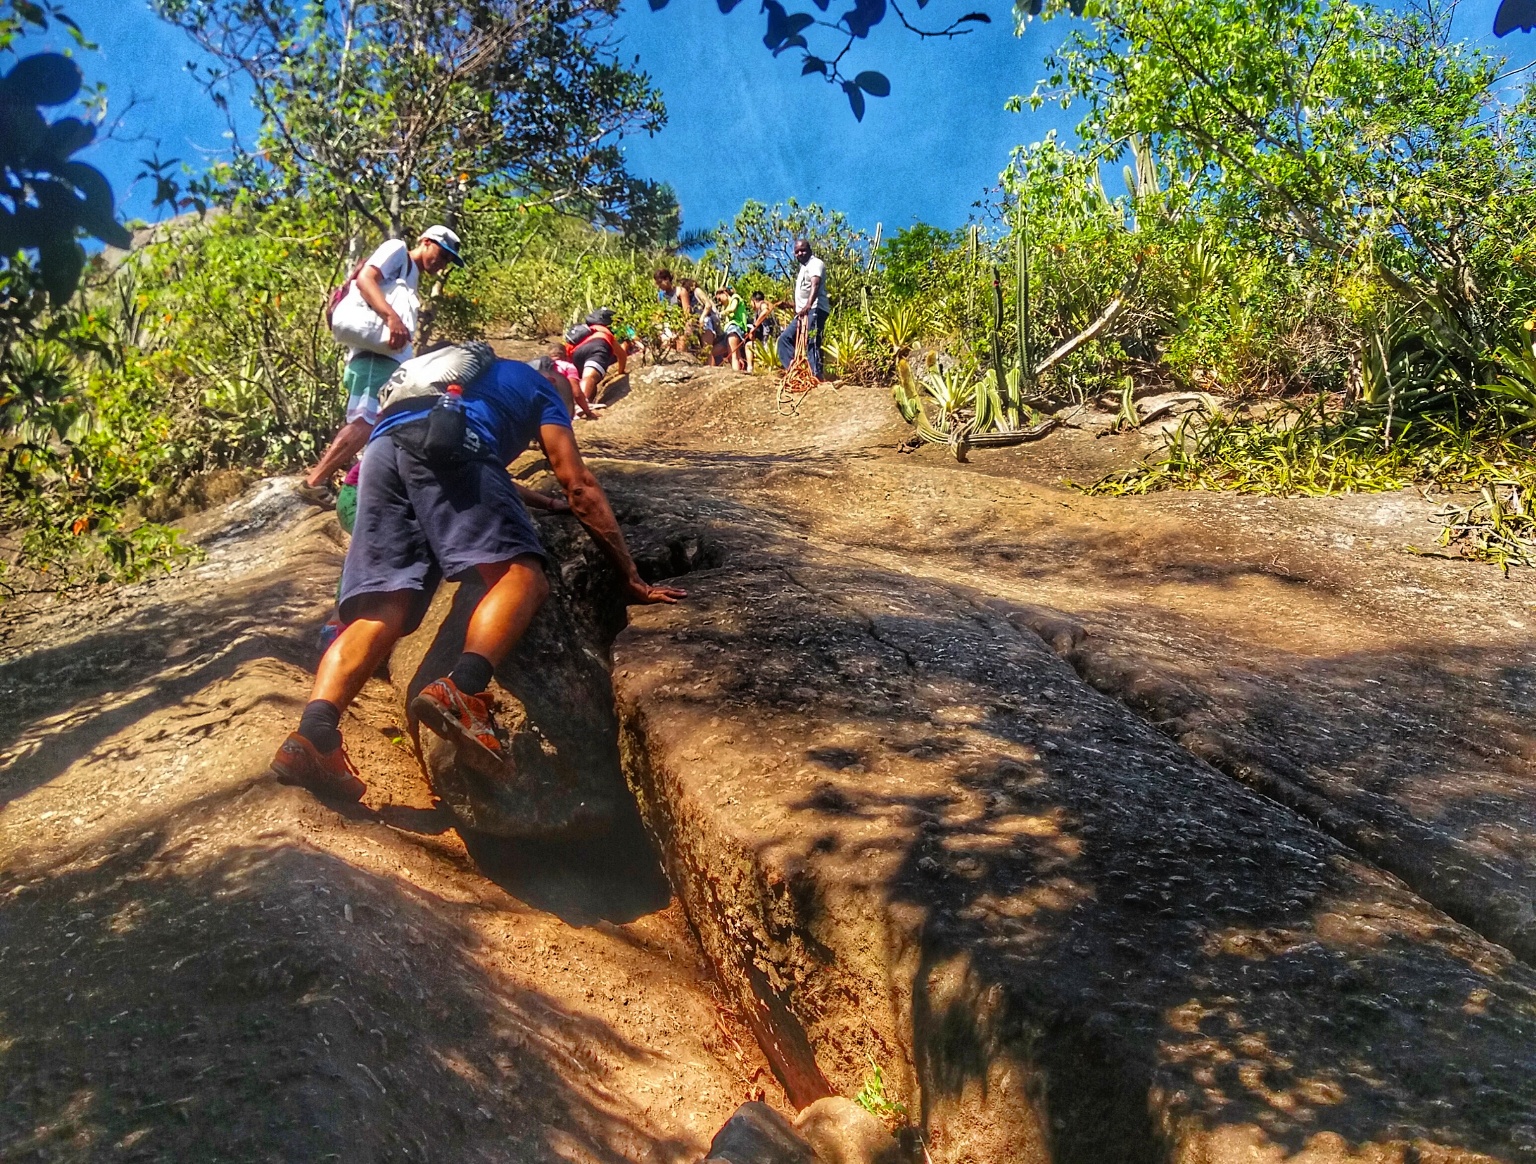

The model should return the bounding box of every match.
[387,401,492,469]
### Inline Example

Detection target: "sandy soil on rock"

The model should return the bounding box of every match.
[5,349,1534,1161]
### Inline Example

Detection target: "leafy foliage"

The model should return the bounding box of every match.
[852,1056,907,1122]
[646,0,961,116]
[645,0,1522,117]
[155,0,672,240]
[1,0,129,301]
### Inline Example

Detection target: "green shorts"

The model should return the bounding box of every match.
[343,352,400,425]
[335,482,358,535]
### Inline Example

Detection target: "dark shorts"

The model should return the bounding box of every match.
[569,339,616,378]
[338,437,545,631]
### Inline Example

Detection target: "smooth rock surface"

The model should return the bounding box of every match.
[706,1101,822,1164]
[793,1098,902,1164]
[613,519,1536,1163]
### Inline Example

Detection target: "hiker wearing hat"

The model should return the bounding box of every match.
[266,348,684,802]
[563,307,626,421]
[301,225,465,506]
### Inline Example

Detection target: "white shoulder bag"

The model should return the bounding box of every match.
[329,259,420,356]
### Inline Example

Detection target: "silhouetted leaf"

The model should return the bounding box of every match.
[0,105,49,166]
[1495,0,1536,35]
[717,0,745,11]
[841,0,885,37]
[854,70,890,96]
[2,53,82,106]
[810,0,830,9]
[59,160,109,208]
[38,237,84,304]
[44,116,95,160]
[61,161,129,248]
[763,1,814,53]
[1068,0,1086,13]
[956,11,991,23]
[802,55,828,75]
[11,0,47,29]
[842,79,866,120]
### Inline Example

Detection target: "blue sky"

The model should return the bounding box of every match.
[30,0,1536,237]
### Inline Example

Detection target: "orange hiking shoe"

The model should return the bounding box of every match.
[411,677,505,776]
[267,732,366,802]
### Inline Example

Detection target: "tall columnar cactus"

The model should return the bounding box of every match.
[1015,206,1030,423]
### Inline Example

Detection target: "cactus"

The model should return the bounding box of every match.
[1015,205,1030,423]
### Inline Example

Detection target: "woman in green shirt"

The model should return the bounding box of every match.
[713,286,751,371]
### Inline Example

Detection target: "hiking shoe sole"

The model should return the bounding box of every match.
[296,482,337,509]
[411,689,507,779]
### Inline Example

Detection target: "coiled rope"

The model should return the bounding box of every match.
[777,313,820,415]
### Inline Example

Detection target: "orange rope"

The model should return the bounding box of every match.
[777,314,819,413]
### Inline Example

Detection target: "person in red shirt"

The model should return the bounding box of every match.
[566,308,627,419]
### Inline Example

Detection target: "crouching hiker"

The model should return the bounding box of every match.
[267,349,684,800]
[563,308,627,420]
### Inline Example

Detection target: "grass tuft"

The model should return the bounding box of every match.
[1084,397,1536,570]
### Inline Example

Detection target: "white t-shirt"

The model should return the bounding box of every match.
[350,238,421,360]
[794,255,829,312]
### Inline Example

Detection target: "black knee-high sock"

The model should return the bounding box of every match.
[448,652,494,696]
[297,700,342,753]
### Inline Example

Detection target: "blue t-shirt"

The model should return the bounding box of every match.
[372,359,571,463]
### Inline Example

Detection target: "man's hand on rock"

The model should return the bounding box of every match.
[625,577,687,605]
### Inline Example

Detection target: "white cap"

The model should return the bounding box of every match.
[419,224,464,265]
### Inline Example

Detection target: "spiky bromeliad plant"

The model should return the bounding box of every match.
[893,356,1058,460]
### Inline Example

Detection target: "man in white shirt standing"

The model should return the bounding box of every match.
[777,237,829,381]
[301,225,463,505]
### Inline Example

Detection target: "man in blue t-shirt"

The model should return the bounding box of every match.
[267,357,686,800]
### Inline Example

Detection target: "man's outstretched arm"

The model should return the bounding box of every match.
[538,423,685,605]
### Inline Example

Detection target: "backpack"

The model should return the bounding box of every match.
[326,258,368,327]
[376,341,496,421]
[564,323,618,361]
[326,251,416,328]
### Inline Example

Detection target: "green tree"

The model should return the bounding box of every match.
[879,223,961,301]
[155,0,671,240]
[1038,0,1536,351]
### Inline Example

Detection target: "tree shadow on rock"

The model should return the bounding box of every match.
[0,809,695,1164]
[617,507,1536,1164]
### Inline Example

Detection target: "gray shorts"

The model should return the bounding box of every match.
[338,437,545,631]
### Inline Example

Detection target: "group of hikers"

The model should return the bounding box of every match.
[271,223,828,800]
[649,237,828,380]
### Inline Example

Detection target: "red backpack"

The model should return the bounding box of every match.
[326,258,368,327]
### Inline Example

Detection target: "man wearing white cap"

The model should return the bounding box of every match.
[302,225,465,505]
